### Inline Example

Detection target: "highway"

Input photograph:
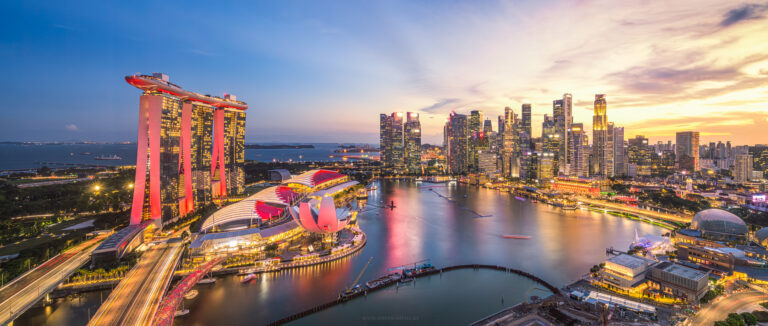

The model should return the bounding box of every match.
[689,291,767,325]
[0,234,109,325]
[575,197,692,224]
[88,239,183,326]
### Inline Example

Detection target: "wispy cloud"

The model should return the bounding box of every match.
[65,124,79,131]
[721,2,768,27]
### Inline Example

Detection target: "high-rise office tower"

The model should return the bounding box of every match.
[606,122,615,177]
[469,110,483,170]
[380,114,389,166]
[592,94,608,177]
[676,131,700,172]
[569,123,589,177]
[613,126,625,176]
[734,154,753,182]
[379,112,406,171]
[628,135,652,176]
[501,107,517,177]
[483,119,493,134]
[541,115,558,178]
[126,73,247,225]
[521,103,532,140]
[448,113,469,174]
[404,112,422,174]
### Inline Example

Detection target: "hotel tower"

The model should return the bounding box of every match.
[125,73,247,225]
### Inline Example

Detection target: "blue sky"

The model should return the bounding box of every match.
[1,0,767,144]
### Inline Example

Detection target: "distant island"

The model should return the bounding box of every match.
[245,144,315,149]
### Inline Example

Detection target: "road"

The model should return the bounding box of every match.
[0,234,109,325]
[88,239,183,326]
[689,291,767,325]
[575,197,692,224]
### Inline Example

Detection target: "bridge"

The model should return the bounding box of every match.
[576,196,692,224]
[0,233,110,325]
[88,238,184,326]
[153,257,223,326]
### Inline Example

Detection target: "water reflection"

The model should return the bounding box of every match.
[17,180,665,325]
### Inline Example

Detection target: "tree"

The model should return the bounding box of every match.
[741,312,757,326]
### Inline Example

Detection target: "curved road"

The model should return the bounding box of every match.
[690,291,767,325]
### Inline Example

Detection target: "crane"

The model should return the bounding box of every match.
[343,257,373,296]
[387,259,431,272]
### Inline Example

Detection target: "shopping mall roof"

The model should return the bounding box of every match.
[190,221,299,249]
[312,181,359,198]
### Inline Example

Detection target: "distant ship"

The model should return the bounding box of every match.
[94,154,122,160]
[502,235,532,239]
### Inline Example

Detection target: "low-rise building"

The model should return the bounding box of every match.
[646,262,709,303]
[599,254,655,290]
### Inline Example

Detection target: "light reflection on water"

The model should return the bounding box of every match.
[15,180,664,325]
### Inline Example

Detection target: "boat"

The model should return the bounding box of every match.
[94,154,122,160]
[562,205,578,210]
[502,235,532,239]
[175,309,190,317]
[184,289,198,299]
[399,277,413,283]
[514,196,526,201]
[197,277,216,284]
[367,185,378,191]
[241,273,257,283]
[531,199,538,203]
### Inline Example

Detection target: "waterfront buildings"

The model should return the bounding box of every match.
[592,94,608,177]
[600,254,654,290]
[380,112,421,173]
[404,113,422,174]
[447,112,469,174]
[125,73,247,225]
[379,113,405,171]
[646,262,709,302]
[628,135,652,176]
[553,94,572,175]
[569,123,589,178]
[676,131,700,172]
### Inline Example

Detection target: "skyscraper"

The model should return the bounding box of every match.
[676,131,700,172]
[628,135,651,176]
[569,123,589,177]
[501,107,517,177]
[126,73,247,225]
[592,94,608,177]
[521,103,532,140]
[379,112,406,171]
[469,110,483,170]
[404,112,422,174]
[613,126,625,176]
[448,113,469,174]
[734,154,753,182]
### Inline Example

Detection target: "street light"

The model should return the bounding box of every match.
[93,185,101,192]
[128,183,134,189]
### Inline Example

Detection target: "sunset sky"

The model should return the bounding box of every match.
[1,0,767,145]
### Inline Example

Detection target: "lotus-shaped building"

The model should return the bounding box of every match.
[289,196,350,233]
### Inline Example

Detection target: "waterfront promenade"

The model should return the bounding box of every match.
[575,196,692,224]
[0,233,110,325]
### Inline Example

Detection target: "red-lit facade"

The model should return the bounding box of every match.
[127,73,247,225]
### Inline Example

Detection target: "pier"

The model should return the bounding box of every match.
[266,264,561,325]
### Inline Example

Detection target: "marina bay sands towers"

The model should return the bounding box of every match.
[126,73,247,225]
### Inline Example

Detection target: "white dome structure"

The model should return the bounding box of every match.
[690,209,747,237]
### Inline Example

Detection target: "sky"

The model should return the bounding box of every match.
[1,0,767,145]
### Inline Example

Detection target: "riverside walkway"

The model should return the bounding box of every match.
[576,197,692,224]
[266,264,561,325]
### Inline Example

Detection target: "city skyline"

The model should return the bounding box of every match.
[2,1,768,145]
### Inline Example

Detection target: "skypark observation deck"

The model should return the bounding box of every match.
[125,74,248,110]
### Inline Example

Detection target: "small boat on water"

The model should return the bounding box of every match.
[241,273,257,283]
[197,277,216,284]
[531,199,538,203]
[399,277,413,284]
[502,235,532,239]
[184,289,198,299]
[514,196,526,201]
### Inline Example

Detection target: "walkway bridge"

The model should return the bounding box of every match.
[152,257,224,326]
